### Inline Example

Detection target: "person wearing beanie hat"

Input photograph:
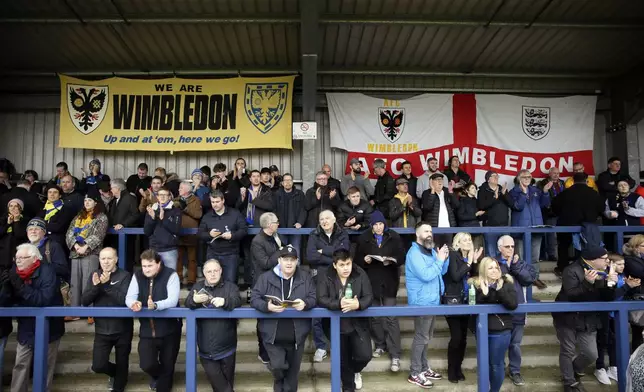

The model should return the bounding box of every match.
[354,208,406,372]
[337,186,373,233]
[389,177,422,229]
[191,169,209,200]
[81,159,110,194]
[8,198,24,212]
[553,244,616,391]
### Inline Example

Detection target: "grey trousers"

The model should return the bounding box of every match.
[11,340,61,392]
[70,254,99,307]
[554,321,598,386]
[410,316,436,376]
[370,296,402,358]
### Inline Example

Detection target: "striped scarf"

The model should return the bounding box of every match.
[43,200,63,222]
[246,186,258,225]
[72,215,94,245]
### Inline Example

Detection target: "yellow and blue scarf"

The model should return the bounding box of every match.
[72,215,94,245]
[43,200,63,222]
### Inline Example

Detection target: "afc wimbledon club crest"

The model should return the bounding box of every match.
[244,83,289,134]
[522,106,550,140]
[67,84,109,135]
[378,107,405,143]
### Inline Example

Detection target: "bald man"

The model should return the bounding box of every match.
[81,247,133,392]
[322,164,342,196]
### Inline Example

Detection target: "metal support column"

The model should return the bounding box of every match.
[299,0,319,191]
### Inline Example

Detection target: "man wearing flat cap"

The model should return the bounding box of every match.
[389,177,422,229]
[553,246,616,392]
[341,158,374,202]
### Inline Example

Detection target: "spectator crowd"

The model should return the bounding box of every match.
[0,155,642,392]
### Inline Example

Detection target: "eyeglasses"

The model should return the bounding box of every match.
[16,256,33,261]
[502,245,515,248]
[520,176,532,180]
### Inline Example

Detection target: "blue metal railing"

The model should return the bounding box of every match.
[4,301,644,392]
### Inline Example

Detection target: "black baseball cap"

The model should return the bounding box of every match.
[279,245,299,259]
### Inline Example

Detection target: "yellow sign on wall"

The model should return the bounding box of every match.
[58,74,296,151]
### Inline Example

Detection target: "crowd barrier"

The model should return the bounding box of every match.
[4,302,644,392]
[109,225,644,302]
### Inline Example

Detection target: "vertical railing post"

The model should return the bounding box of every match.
[330,314,342,392]
[476,314,490,392]
[614,308,630,392]
[616,229,625,253]
[524,231,533,302]
[118,231,127,270]
[185,314,197,392]
[32,314,50,392]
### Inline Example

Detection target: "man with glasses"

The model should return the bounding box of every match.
[496,235,537,387]
[553,246,616,392]
[144,186,182,271]
[250,212,287,363]
[508,170,552,290]
[322,164,342,195]
[304,171,341,228]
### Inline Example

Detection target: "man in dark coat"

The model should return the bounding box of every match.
[81,247,133,392]
[250,245,316,392]
[126,162,152,205]
[596,157,636,202]
[337,186,373,233]
[60,174,85,216]
[207,163,240,210]
[304,171,342,228]
[477,170,512,256]
[389,177,423,229]
[144,186,182,271]
[421,173,459,247]
[26,217,70,284]
[353,210,406,372]
[5,243,65,392]
[551,173,605,275]
[317,249,374,391]
[80,159,111,194]
[552,246,615,392]
[397,160,418,200]
[370,159,396,221]
[107,178,140,270]
[273,173,306,252]
[322,164,342,195]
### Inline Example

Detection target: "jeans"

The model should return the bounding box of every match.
[410,316,436,376]
[0,336,6,389]
[207,253,239,284]
[312,318,328,351]
[158,249,178,271]
[508,324,524,375]
[489,330,512,392]
[515,234,543,279]
[282,234,302,257]
[543,217,558,258]
[554,319,598,386]
[484,233,501,258]
[370,296,402,358]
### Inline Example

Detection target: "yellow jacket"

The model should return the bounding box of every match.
[564,176,598,191]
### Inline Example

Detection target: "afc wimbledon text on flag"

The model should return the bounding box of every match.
[327,93,597,183]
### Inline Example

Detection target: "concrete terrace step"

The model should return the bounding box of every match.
[3,344,570,376]
[49,368,617,392]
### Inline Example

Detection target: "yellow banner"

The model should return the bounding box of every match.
[58,75,296,151]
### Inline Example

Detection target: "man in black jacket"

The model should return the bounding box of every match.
[250,245,316,392]
[353,210,405,373]
[477,171,511,257]
[126,163,152,205]
[273,173,306,252]
[208,163,239,209]
[304,171,342,228]
[371,159,396,221]
[108,178,140,270]
[39,183,76,256]
[125,249,181,392]
[144,187,182,271]
[81,247,133,392]
[317,249,374,392]
[421,173,459,247]
[337,186,373,233]
[553,246,616,392]
[60,174,85,216]
[551,173,605,275]
[185,259,242,392]
[596,157,636,203]
[199,190,248,284]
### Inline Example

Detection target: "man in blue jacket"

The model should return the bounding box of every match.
[198,190,248,284]
[144,186,182,271]
[508,170,551,289]
[405,221,449,389]
[250,245,316,392]
[5,243,65,392]
[496,235,537,386]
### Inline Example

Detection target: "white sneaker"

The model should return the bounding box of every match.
[313,348,327,362]
[354,373,363,390]
[607,366,618,381]
[594,368,611,385]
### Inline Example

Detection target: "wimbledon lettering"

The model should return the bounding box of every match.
[113,94,237,131]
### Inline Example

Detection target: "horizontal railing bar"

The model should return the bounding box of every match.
[4,302,644,318]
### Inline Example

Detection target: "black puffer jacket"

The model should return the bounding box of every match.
[421,188,459,227]
[336,199,373,231]
[317,264,373,335]
[471,275,518,332]
[306,224,350,269]
[553,259,615,331]
[353,229,406,298]
[456,196,482,227]
[185,279,242,359]
[477,182,511,227]
[81,268,133,336]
